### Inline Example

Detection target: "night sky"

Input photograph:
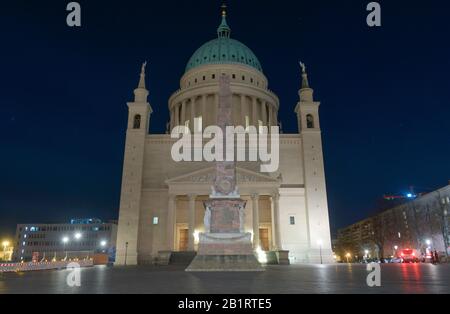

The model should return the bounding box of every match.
[1,0,449,239]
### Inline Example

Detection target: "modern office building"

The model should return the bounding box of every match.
[336,183,450,261]
[13,219,117,262]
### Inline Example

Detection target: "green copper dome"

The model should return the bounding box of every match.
[185,15,263,73]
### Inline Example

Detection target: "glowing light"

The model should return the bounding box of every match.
[74,233,82,240]
[2,241,9,248]
[394,245,398,250]
[193,230,200,243]
[256,246,268,264]
[426,239,432,246]
[62,236,69,244]
[100,240,107,247]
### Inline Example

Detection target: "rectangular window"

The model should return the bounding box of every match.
[153,217,159,225]
[290,216,296,225]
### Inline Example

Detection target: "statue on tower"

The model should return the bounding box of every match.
[299,61,306,74]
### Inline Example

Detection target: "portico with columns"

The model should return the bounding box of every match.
[164,167,281,253]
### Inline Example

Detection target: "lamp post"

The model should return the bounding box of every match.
[317,240,323,264]
[2,241,10,261]
[62,236,69,261]
[100,240,107,253]
[124,242,129,266]
[394,245,398,257]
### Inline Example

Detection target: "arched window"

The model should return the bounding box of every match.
[133,114,141,129]
[306,114,315,129]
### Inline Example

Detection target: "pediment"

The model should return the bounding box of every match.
[166,167,280,185]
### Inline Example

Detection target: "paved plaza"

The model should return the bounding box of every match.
[0,263,449,294]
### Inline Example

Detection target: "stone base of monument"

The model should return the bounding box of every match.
[275,250,290,265]
[186,233,264,272]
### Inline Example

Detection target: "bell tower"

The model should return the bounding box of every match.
[295,62,333,263]
[115,62,153,266]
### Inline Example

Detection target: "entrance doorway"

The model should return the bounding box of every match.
[179,229,189,252]
[259,228,270,251]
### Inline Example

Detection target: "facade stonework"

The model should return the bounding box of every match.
[115,12,333,265]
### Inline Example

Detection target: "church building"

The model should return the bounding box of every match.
[115,6,334,265]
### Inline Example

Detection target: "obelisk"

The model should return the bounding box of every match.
[186,74,263,272]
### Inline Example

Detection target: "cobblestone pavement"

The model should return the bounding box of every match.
[1,263,449,294]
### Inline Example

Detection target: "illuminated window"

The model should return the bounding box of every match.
[153,217,159,225]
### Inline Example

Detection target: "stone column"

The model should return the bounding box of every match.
[262,101,267,127]
[190,97,196,132]
[167,194,176,251]
[202,94,207,128]
[274,107,278,126]
[214,94,219,125]
[188,194,197,251]
[271,193,282,250]
[252,97,258,127]
[268,103,273,127]
[181,100,186,127]
[240,94,246,126]
[251,194,260,249]
[174,104,180,128]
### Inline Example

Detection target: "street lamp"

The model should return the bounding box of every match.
[100,240,107,247]
[124,242,129,266]
[74,232,82,240]
[345,252,351,263]
[62,236,69,261]
[2,241,10,261]
[394,245,398,257]
[317,239,323,264]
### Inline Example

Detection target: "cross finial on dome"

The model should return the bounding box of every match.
[221,2,227,17]
[217,1,231,38]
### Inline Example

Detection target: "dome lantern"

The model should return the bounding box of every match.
[217,4,231,38]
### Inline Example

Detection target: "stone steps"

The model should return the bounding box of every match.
[169,252,197,266]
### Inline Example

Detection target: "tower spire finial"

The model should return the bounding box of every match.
[134,61,149,102]
[298,61,314,102]
[299,61,310,89]
[138,61,147,89]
